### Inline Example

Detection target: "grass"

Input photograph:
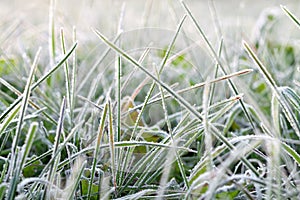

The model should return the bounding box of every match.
[0,0,300,199]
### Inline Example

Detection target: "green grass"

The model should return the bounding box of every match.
[0,1,300,199]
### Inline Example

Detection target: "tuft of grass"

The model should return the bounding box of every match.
[1,1,300,199]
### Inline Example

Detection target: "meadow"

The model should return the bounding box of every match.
[0,0,300,199]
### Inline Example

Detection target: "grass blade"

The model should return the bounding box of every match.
[10,48,41,157]
[108,100,117,193]
[60,28,71,120]
[87,102,108,199]
[53,98,66,159]
[203,79,213,171]
[281,5,300,28]
[49,0,56,64]
[70,26,77,121]
[45,97,66,198]
[20,122,38,172]
[208,39,223,106]
[282,142,300,167]
[115,1,125,143]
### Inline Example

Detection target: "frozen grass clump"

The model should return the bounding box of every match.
[0,1,300,199]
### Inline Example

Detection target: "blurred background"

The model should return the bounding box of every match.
[1,0,299,47]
